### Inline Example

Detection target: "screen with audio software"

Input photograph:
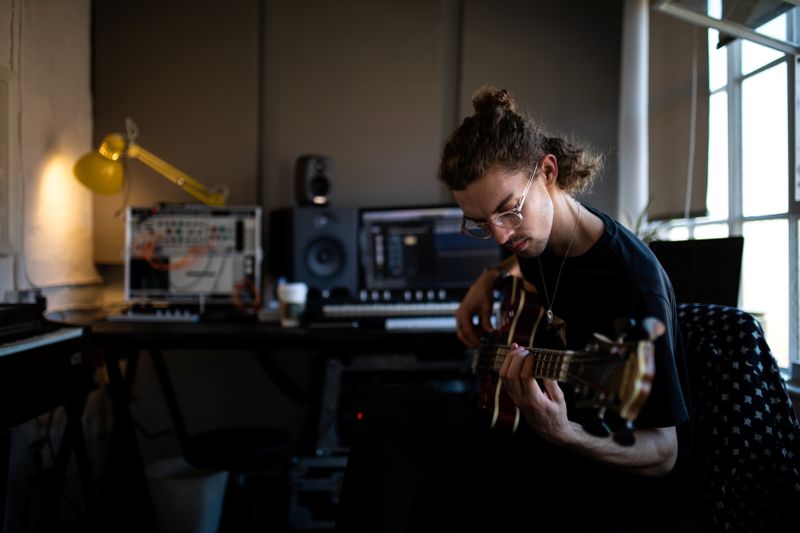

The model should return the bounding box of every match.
[359,206,501,293]
[124,205,261,306]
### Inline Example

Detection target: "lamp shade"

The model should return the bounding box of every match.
[73,133,128,195]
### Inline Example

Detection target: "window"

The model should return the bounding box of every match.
[663,4,797,369]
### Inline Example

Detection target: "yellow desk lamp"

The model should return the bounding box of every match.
[73,125,226,206]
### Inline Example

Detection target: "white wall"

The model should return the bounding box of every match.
[0,0,100,316]
[0,3,104,529]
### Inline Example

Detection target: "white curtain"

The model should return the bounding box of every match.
[648,9,709,221]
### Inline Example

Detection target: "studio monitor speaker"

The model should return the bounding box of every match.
[295,155,332,206]
[269,207,358,298]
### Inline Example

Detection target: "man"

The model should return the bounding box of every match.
[336,87,693,532]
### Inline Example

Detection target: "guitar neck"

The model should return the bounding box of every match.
[479,344,589,384]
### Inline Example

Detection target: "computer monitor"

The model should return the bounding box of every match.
[124,204,262,306]
[649,236,744,307]
[359,205,501,296]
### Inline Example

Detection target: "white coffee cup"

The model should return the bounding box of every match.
[277,282,308,327]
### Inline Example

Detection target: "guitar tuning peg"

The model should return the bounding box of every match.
[613,420,636,447]
[641,317,666,341]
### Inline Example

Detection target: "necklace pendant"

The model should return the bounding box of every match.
[546,309,554,324]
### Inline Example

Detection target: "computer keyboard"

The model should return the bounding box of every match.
[384,316,458,331]
[107,307,201,323]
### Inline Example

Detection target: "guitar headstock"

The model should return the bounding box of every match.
[571,319,660,446]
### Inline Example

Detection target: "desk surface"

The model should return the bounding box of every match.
[90,320,465,355]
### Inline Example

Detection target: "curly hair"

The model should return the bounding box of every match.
[438,86,604,194]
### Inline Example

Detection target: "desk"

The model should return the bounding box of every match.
[90,321,465,524]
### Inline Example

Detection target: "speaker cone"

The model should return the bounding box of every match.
[304,237,345,279]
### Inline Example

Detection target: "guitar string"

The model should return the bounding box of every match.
[484,352,623,363]
[475,366,606,393]
[475,349,625,388]
[473,352,619,393]
[478,347,618,365]
[475,347,631,403]
[478,344,622,359]
[476,359,613,389]
[479,344,587,357]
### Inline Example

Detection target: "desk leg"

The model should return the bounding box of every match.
[36,396,93,533]
[1,430,9,533]
[148,348,191,449]
[64,395,96,517]
[102,349,153,524]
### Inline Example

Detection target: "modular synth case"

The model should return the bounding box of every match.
[123,204,262,311]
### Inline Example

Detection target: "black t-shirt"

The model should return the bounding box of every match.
[517,205,691,436]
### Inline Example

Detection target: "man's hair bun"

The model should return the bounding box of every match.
[472,86,516,115]
[439,84,602,193]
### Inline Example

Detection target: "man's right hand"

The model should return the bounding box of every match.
[454,268,500,348]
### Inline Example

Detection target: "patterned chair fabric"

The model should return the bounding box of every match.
[677,303,800,531]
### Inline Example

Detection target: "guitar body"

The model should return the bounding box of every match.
[474,276,656,439]
[476,276,566,432]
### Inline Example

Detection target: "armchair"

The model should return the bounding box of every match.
[677,303,800,531]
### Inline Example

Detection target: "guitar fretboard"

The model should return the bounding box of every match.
[475,344,623,385]
[477,345,575,379]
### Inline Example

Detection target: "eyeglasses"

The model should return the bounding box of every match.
[461,162,538,240]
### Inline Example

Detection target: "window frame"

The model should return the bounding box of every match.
[662,22,799,369]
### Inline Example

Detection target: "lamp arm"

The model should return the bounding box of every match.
[127,143,226,206]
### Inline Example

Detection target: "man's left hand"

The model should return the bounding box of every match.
[498,343,576,445]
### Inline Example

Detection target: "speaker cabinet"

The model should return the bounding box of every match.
[295,155,333,206]
[269,207,358,298]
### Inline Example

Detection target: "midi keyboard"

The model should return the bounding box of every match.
[321,301,460,319]
[318,301,460,331]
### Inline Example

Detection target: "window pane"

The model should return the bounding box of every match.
[742,14,786,75]
[707,91,728,219]
[708,29,727,92]
[665,225,689,241]
[742,219,789,368]
[708,0,722,19]
[693,223,728,239]
[742,62,788,217]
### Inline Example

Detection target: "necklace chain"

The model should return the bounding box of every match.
[537,202,582,325]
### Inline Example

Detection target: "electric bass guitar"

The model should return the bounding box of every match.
[474,276,661,446]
